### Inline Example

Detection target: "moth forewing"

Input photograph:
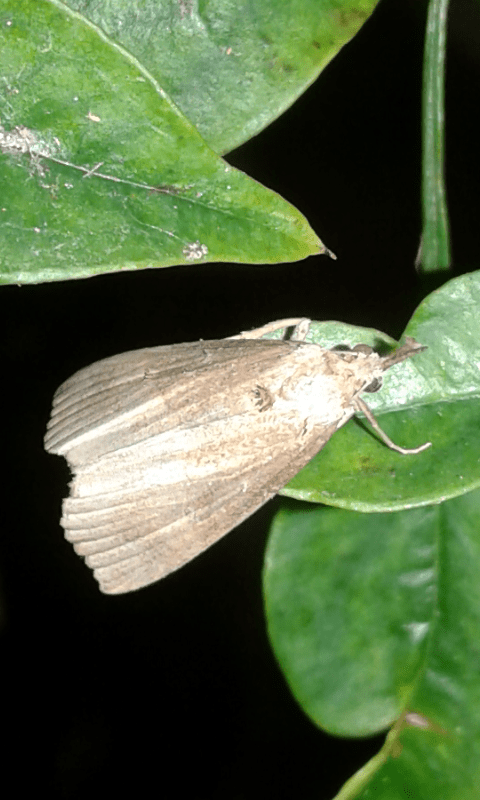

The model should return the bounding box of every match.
[44,320,428,594]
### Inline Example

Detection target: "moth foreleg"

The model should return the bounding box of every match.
[354,397,431,455]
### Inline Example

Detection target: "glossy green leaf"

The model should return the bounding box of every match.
[0,0,323,284]
[264,490,480,797]
[279,271,480,510]
[66,0,380,154]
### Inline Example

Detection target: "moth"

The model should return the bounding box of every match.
[44,318,430,594]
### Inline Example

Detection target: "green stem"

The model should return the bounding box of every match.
[419,0,451,274]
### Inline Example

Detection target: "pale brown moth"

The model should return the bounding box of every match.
[44,318,430,595]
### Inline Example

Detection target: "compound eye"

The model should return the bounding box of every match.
[364,376,383,393]
[352,343,374,355]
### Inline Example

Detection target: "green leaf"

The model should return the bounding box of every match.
[264,490,480,797]
[0,0,324,284]
[279,271,480,511]
[66,0,381,154]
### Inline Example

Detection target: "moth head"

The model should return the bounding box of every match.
[332,343,384,394]
[349,344,384,393]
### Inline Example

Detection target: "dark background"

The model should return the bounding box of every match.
[2,1,479,797]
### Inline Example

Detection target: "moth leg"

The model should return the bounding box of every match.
[229,318,311,341]
[289,318,311,342]
[354,397,431,455]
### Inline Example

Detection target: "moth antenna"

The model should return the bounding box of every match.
[354,397,431,455]
[381,337,427,369]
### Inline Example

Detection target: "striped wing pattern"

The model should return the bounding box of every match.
[45,339,338,593]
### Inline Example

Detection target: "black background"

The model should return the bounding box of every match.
[2,1,480,797]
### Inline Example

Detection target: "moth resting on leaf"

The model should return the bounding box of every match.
[44,318,430,594]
